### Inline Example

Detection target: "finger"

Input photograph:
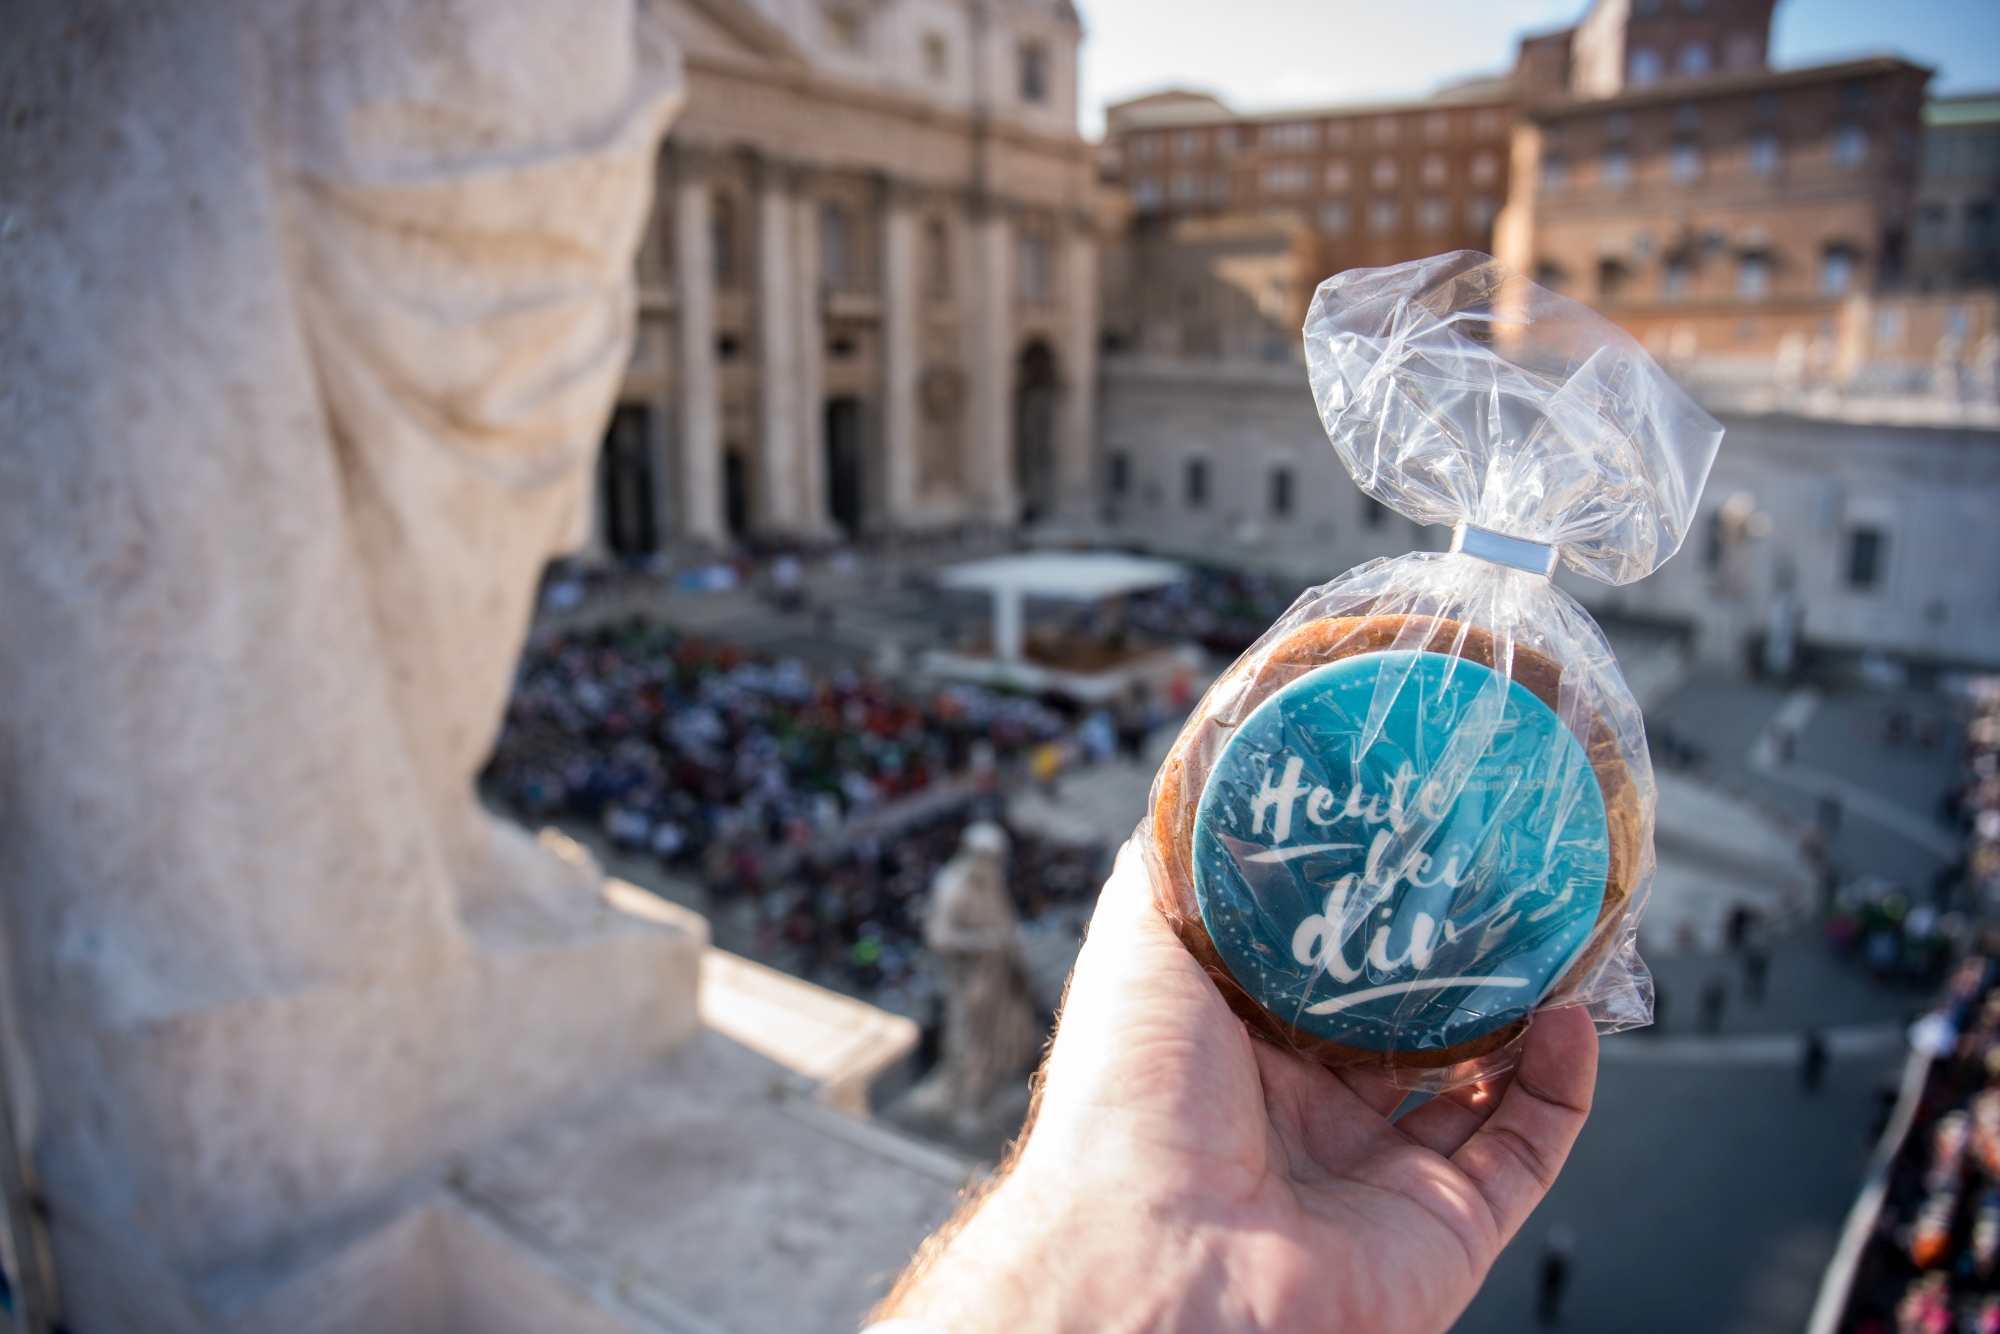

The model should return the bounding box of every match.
[1392,1074,1512,1157]
[1078,839,1185,957]
[1028,841,1269,1182]
[1448,1005,1598,1244]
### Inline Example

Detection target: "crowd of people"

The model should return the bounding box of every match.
[482,620,1120,1008]
[1842,957,2000,1333]
[486,620,1079,867]
[1124,564,1309,655]
[1823,682,2000,1333]
[487,551,1313,1014]
[722,810,1105,1012]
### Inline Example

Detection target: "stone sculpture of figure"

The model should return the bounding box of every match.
[910,822,1043,1127]
[0,1,697,1321]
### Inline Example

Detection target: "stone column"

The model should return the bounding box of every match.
[1057,217,1099,520]
[675,158,724,545]
[757,160,802,532]
[966,208,1015,525]
[793,185,831,534]
[881,184,921,527]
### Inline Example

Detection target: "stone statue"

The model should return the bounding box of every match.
[0,2,698,1322]
[909,822,1043,1128]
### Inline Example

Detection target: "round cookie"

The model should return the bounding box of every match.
[1151,614,1642,1073]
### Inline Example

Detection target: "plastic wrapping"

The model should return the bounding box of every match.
[1140,252,1724,1091]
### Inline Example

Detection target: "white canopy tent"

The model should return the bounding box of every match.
[936,551,1187,662]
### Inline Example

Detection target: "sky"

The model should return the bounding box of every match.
[1074,0,2000,139]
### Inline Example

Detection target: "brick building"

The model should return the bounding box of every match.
[1496,0,1931,362]
[1911,92,2000,292]
[1091,0,2000,670]
[1099,83,1515,356]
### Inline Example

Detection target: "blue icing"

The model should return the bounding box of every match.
[1191,650,1610,1054]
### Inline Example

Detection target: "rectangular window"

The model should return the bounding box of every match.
[1419,197,1447,232]
[1262,164,1311,195]
[1846,527,1884,588]
[1540,158,1565,193]
[1018,233,1051,303]
[1912,204,1944,250]
[1677,42,1712,77]
[1209,171,1233,205]
[1172,170,1203,203]
[1748,134,1779,177]
[1320,200,1352,235]
[710,195,738,287]
[1834,126,1867,168]
[1372,156,1398,189]
[1185,458,1209,508]
[1820,248,1855,295]
[1325,159,1351,191]
[1737,254,1769,297]
[1628,47,1662,86]
[1468,195,1496,229]
[1670,142,1702,183]
[819,203,852,288]
[1109,452,1130,498]
[1134,177,1162,211]
[1470,150,1498,185]
[1421,153,1447,187]
[1968,202,1995,248]
[1370,199,1399,233]
[1263,122,1316,151]
[1173,130,1205,159]
[1664,257,1692,298]
[1019,42,1048,103]
[924,217,951,300]
[1269,466,1294,518]
[1603,150,1632,190]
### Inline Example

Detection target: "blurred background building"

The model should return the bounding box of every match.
[1090,0,2000,673]
[601,0,1097,557]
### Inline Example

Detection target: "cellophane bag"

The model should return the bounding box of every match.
[1138,252,1724,1092]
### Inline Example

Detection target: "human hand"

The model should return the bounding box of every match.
[876,840,1598,1334]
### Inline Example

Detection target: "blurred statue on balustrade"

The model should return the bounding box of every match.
[909,821,1043,1130]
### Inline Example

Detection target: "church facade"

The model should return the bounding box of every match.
[601,0,1098,556]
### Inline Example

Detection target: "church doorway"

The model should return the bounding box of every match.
[1014,340,1059,524]
[598,405,656,557]
[824,396,865,537]
[722,445,749,540]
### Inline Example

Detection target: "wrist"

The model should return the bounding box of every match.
[886,1157,1202,1334]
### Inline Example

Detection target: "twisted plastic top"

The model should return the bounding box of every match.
[1303,252,1723,586]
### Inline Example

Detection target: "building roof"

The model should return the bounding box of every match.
[1104,78,1516,132]
[1926,94,2000,128]
[936,551,1185,600]
[1527,54,1934,119]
